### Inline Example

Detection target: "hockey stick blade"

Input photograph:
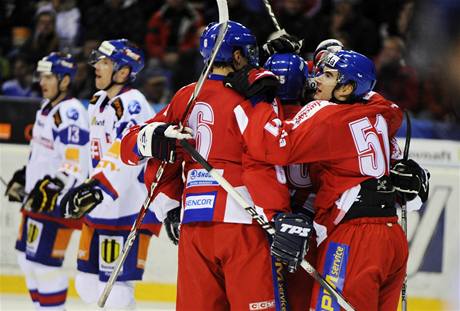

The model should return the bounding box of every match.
[179,140,355,311]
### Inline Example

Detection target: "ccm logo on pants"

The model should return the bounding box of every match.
[249,300,275,310]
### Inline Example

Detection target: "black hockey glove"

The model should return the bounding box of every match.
[60,180,103,219]
[224,65,279,103]
[137,122,193,163]
[164,206,181,245]
[29,175,64,212]
[390,159,430,202]
[4,166,27,202]
[271,213,313,273]
[263,34,303,56]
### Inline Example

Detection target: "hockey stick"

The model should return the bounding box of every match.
[0,177,8,188]
[97,1,229,308]
[179,140,355,311]
[401,110,411,311]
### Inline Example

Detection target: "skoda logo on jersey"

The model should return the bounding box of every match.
[66,108,79,121]
[128,100,141,115]
[101,238,121,264]
[186,169,221,188]
[27,223,40,243]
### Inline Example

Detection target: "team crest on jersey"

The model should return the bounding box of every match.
[66,108,79,121]
[53,110,62,127]
[111,98,124,120]
[128,100,141,114]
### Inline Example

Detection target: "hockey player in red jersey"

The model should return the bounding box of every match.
[225,50,430,310]
[262,52,318,311]
[120,21,314,310]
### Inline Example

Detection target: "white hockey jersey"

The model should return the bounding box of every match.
[86,88,158,230]
[25,97,90,222]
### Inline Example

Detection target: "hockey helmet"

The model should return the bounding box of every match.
[89,39,145,81]
[200,21,259,66]
[36,52,77,80]
[320,50,376,97]
[264,53,308,101]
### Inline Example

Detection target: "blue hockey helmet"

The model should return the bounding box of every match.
[36,52,77,80]
[89,39,145,81]
[200,21,259,66]
[320,50,376,97]
[264,53,308,101]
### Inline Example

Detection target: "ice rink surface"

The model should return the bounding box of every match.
[0,294,175,310]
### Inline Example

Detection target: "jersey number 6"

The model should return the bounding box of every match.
[188,102,215,160]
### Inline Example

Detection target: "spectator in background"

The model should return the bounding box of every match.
[81,0,145,46]
[313,0,381,58]
[70,57,94,101]
[139,68,171,113]
[275,0,317,53]
[19,10,59,64]
[145,0,203,68]
[37,0,81,51]
[375,36,419,112]
[1,54,39,98]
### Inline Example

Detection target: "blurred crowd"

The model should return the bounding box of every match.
[1,0,459,123]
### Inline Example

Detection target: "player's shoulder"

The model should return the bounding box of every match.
[113,88,152,119]
[288,100,336,128]
[56,98,87,125]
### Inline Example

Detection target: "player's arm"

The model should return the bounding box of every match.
[121,91,192,166]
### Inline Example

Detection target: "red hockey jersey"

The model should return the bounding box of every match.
[121,74,291,224]
[243,92,403,244]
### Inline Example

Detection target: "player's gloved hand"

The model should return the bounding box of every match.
[4,166,27,202]
[60,179,103,219]
[164,206,181,245]
[271,213,313,273]
[263,34,303,56]
[29,175,64,212]
[137,122,193,163]
[390,159,430,202]
[224,65,279,103]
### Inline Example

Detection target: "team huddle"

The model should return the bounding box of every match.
[4,19,430,311]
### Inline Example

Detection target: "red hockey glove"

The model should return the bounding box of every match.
[224,65,279,103]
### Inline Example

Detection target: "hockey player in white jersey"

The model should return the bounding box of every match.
[59,39,160,309]
[4,52,90,310]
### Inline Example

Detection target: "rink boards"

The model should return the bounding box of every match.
[1,139,459,310]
